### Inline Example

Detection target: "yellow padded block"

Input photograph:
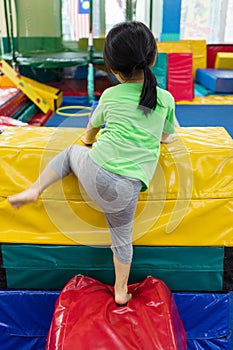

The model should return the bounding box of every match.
[0,126,232,246]
[215,52,233,70]
[157,41,192,54]
[0,75,62,111]
[186,40,206,78]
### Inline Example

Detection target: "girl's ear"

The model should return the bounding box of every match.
[110,69,118,75]
[111,71,124,83]
[150,54,157,67]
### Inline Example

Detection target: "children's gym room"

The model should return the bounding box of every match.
[0,0,233,349]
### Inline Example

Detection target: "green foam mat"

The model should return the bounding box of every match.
[1,244,224,291]
[151,53,168,89]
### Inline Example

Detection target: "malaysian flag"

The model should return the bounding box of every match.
[69,0,90,40]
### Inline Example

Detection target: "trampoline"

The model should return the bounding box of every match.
[1,0,104,100]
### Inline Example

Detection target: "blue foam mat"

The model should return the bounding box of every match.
[45,96,93,128]
[0,289,232,350]
[176,104,233,138]
[46,97,233,141]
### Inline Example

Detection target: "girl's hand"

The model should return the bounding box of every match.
[81,122,100,145]
[161,133,177,144]
[81,137,96,145]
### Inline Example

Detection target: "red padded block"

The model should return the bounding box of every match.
[46,275,187,350]
[207,44,233,68]
[0,89,28,117]
[29,110,53,126]
[167,53,194,102]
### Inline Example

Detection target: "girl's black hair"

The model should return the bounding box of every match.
[104,21,158,115]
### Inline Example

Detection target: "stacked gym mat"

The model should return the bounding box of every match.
[0,127,233,348]
[154,40,206,101]
[0,126,232,247]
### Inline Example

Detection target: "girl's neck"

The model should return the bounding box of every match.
[126,71,144,83]
[115,70,144,84]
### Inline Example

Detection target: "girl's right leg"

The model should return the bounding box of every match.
[8,146,85,209]
[8,167,60,209]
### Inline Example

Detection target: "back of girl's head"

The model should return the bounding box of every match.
[104,21,158,114]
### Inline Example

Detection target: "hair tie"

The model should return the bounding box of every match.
[136,60,147,70]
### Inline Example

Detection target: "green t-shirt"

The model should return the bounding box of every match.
[89,83,175,191]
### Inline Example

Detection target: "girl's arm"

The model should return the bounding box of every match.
[161,132,177,144]
[81,121,101,145]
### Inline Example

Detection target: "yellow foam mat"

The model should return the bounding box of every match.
[0,126,233,246]
[215,52,233,70]
[177,95,233,104]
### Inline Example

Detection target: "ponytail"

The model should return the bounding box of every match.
[138,65,157,115]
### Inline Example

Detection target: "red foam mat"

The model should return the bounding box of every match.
[167,53,194,101]
[207,44,233,68]
[0,88,28,117]
[29,110,53,126]
[46,275,187,350]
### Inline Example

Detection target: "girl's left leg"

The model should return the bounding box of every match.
[102,177,142,305]
[113,255,131,305]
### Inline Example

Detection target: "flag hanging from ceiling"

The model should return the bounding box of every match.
[69,0,90,40]
[79,0,90,14]
[77,0,90,38]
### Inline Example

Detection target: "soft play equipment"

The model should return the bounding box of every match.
[157,40,206,79]
[0,244,224,291]
[173,292,232,350]
[188,40,207,78]
[0,59,50,113]
[151,53,168,90]
[0,116,28,132]
[29,110,53,126]
[0,126,232,246]
[196,68,233,93]
[207,44,233,68]
[0,88,28,117]
[0,87,19,107]
[0,59,62,112]
[0,289,231,350]
[167,53,194,101]
[215,52,233,70]
[176,104,233,138]
[46,275,187,350]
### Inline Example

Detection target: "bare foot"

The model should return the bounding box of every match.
[114,287,132,306]
[8,188,40,209]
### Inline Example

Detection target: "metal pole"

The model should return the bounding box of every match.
[7,0,16,64]
[126,0,133,21]
[88,0,94,58]
[3,0,11,53]
[88,0,94,103]
[149,0,153,30]
[99,0,106,37]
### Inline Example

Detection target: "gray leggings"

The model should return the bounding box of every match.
[48,145,142,264]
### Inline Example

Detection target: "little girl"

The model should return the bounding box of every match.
[9,21,176,305]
